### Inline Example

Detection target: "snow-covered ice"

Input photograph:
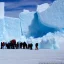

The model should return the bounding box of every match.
[39,0,64,28]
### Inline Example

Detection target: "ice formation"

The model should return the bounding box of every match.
[39,0,64,28]
[28,12,58,38]
[37,3,50,13]
[0,0,64,49]
[19,10,35,36]
[0,17,22,42]
[4,17,21,41]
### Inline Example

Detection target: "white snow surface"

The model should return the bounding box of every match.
[0,49,64,64]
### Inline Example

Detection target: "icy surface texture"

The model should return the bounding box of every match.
[40,32,59,49]
[4,17,21,41]
[19,11,35,36]
[0,19,4,42]
[39,0,64,28]
[0,0,64,49]
[28,12,58,38]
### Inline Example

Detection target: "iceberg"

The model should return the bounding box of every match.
[28,12,58,38]
[0,17,22,42]
[19,10,58,38]
[0,0,64,49]
[19,10,35,36]
[39,0,64,28]
[0,19,4,42]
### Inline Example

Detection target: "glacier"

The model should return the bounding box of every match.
[0,0,64,49]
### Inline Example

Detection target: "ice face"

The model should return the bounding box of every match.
[39,0,64,28]
[0,19,4,42]
[0,17,61,49]
[4,17,21,41]
[19,10,58,38]
[19,11,35,36]
[0,9,58,41]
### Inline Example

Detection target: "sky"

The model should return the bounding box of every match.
[0,0,55,18]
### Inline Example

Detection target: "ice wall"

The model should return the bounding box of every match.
[39,0,64,28]
[19,10,35,36]
[0,19,4,42]
[4,17,21,41]
[0,17,60,49]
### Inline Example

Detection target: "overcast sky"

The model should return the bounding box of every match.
[0,0,55,18]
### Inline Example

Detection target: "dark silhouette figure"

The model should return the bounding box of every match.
[23,42,26,49]
[30,43,33,50]
[20,42,23,49]
[1,42,2,49]
[35,43,38,50]
[25,43,27,49]
[6,43,10,49]
[27,43,33,50]
[10,39,16,49]
[16,42,19,49]
[1,42,5,49]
